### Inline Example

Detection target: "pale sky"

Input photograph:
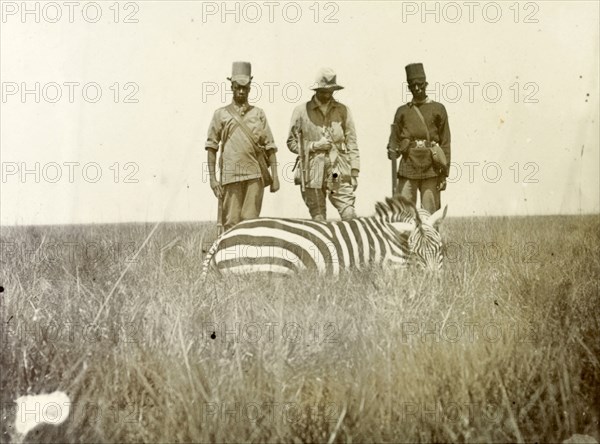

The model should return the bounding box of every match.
[1,1,598,225]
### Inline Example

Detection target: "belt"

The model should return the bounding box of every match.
[409,140,438,148]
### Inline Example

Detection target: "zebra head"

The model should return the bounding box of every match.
[383,195,448,270]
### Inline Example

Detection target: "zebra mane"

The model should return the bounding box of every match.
[375,195,424,224]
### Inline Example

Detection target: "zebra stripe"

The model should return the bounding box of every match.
[200,195,447,280]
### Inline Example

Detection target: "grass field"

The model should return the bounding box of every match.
[1,214,599,443]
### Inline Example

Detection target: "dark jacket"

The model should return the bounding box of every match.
[388,99,451,179]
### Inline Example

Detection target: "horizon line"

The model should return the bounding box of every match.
[2,212,599,228]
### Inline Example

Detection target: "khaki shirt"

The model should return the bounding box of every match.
[206,103,277,185]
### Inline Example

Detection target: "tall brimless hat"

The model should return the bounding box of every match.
[227,61,252,85]
[311,68,344,91]
[405,63,426,82]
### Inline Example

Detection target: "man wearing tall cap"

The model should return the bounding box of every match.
[387,63,451,214]
[287,68,360,221]
[206,61,280,231]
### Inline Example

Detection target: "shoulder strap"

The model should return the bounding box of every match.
[412,105,430,142]
[225,104,263,153]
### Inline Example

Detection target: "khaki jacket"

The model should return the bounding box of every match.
[287,96,359,188]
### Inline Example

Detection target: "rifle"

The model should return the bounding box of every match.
[390,124,398,195]
[391,157,397,195]
[296,122,308,193]
[216,149,224,236]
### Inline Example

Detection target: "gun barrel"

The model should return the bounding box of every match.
[217,200,224,236]
[216,151,224,236]
[391,158,397,195]
[298,127,306,192]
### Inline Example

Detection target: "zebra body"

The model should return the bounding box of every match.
[201,195,446,280]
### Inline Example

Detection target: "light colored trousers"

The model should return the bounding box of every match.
[301,180,356,221]
[222,178,264,230]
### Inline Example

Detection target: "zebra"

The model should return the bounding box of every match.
[200,195,447,281]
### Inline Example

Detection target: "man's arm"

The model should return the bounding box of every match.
[286,107,302,154]
[206,148,222,198]
[387,109,410,159]
[344,107,359,176]
[206,111,223,198]
[287,106,332,156]
[268,150,279,192]
[438,105,451,176]
[260,109,280,192]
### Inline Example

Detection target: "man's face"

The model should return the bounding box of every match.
[408,80,428,101]
[315,89,334,104]
[232,82,250,104]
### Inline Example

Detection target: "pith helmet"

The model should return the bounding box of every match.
[311,68,344,91]
[227,61,252,85]
[405,63,426,82]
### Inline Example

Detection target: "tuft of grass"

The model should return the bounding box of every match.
[1,216,599,442]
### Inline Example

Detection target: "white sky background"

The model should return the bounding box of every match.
[1,0,598,225]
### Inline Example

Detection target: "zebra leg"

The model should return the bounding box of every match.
[382,255,410,271]
[200,237,222,284]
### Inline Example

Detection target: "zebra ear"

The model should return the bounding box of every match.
[391,221,416,234]
[428,205,448,230]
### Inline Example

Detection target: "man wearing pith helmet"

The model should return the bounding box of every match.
[205,61,280,231]
[287,68,360,221]
[387,63,451,214]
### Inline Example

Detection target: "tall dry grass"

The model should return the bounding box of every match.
[1,215,599,442]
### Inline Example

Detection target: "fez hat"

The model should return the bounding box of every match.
[227,61,252,86]
[311,68,344,91]
[405,63,426,82]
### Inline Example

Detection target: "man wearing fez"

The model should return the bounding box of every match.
[206,62,280,231]
[287,68,360,221]
[387,63,451,214]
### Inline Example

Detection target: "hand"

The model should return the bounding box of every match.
[387,147,399,160]
[437,178,447,191]
[270,176,280,193]
[351,176,358,191]
[313,137,332,152]
[210,178,223,199]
